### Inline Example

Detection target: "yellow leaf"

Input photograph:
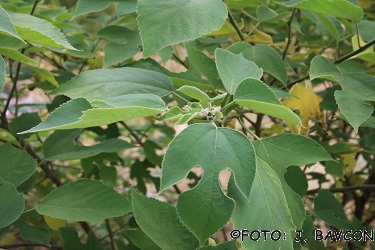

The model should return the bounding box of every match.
[0,233,16,245]
[286,121,299,134]
[282,84,324,135]
[44,215,66,230]
[263,124,284,136]
[341,153,356,175]
[209,20,244,36]
[245,28,273,44]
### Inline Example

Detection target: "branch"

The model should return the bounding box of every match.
[0,243,62,250]
[285,37,375,88]
[1,0,41,123]
[282,8,297,60]
[306,184,375,195]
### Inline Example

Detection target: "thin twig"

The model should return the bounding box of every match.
[282,8,297,60]
[105,219,116,250]
[172,91,190,103]
[172,53,188,69]
[227,7,246,41]
[306,184,375,195]
[238,117,260,140]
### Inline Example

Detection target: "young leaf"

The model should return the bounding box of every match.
[253,134,333,228]
[9,13,77,50]
[228,158,294,250]
[132,190,199,249]
[275,0,363,20]
[234,78,302,125]
[177,86,210,102]
[0,144,36,187]
[42,129,135,160]
[160,124,256,244]
[36,179,132,222]
[282,83,324,134]
[315,190,354,229]
[177,86,210,107]
[50,67,173,101]
[137,0,227,57]
[0,5,25,43]
[156,103,202,125]
[215,48,263,94]
[21,95,166,133]
[0,177,24,228]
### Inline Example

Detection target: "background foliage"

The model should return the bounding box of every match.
[1,0,375,249]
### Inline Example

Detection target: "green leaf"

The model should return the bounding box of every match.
[334,73,375,132]
[132,190,199,249]
[0,34,27,50]
[215,48,263,94]
[73,0,133,18]
[160,124,256,243]
[253,134,333,228]
[156,46,174,64]
[116,0,137,16]
[314,189,354,229]
[257,5,277,22]
[0,55,5,92]
[227,0,269,9]
[8,112,42,139]
[60,228,101,250]
[50,67,173,101]
[234,78,302,125]
[36,179,132,222]
[21,95,166,133]
[284,166,308,197]
[174,44,223,90]
[227,42,288,84]
[103,42,140,68]
[310,56,375,131]
[199,241,237,249]
[97,26,141,68]
[143,140,163,165]
[0,5,25,43]
[316,14,343,42]
[177,86,210,107]
[14,215,50,246]
[275,0,363,20]
[0,47,37,64]
[43,129,135,160]
[228,158,294,250]
[24,63,60,87]
[9,13,77,50]
[126,230,162,250]
[0,177,24,228]
[137,0,227,57]
[358,20,375,42]
[0,144,37,187]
